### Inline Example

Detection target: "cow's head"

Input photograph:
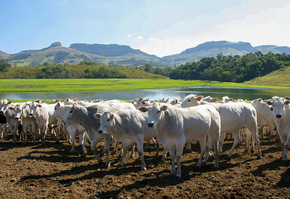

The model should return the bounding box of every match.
[180,94,201,108]
[95,111,114,134]
[267,97,290,119]
[14,103,25,121]
[139,101,167,129]
[64,103,80,126]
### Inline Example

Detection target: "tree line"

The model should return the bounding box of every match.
[1,51,289,81]
[0,59,164,79]
[169,52,290,82]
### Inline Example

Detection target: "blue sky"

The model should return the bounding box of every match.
[1,0,290,57]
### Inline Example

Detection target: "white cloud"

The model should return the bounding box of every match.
[126,34,131,38]
[135,36,143,40]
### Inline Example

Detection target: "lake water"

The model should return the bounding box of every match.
[1,86,290,101]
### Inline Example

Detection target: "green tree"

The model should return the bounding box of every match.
[144,64,153,73]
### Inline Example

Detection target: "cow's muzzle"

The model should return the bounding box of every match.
[276,114,282,119]
[147,122,154,128]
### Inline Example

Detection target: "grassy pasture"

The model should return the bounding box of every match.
[245,67,290,87]
[0,78,290,94]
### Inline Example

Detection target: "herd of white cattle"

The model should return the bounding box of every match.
[0,94,289,177]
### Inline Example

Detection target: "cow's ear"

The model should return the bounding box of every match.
[258,98,262,102]
[110,113,114,120]
[139,107,148,112]
[197,96,203,101]
[57,102,61,108]
[8,101,12,104]
[284,100,290,105]
[8,107,14,110]
[266,100,272,105]
[213,97,218,102]
[94,113,102,119]
[160,105,168,111]
[285,97,290,100]
[229,98,233,101]
[37,104,42,108]
[73,104,80,110]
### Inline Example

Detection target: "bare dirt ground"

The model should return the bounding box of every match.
[0,132,289,199]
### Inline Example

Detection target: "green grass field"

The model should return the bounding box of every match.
[0,78,289,94]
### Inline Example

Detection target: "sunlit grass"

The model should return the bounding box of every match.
[0,78,289,94]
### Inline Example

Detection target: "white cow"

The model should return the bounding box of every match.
[140,102,221,177]
[267,96,290,161]
[181,94,262,158]
[52,102,90,155]
[0,99,9,138]
[251,98,276,141]
[29,101,59,144]
[5,103,22,143]
[65,102,136,167]
[13,102,38,144]
[95,110,157,170]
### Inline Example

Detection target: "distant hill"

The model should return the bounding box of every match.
[0,50,9,58]
[160,41,289,66]
[70,43,160,60]
[2,41,290,67]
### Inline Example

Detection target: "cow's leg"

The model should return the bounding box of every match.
[120,144,128,166]
[155,140,160,159]
[136,135,146,171]
[228,131,240,157]
[79,132,87,155]
[69,128,77,153]
[279,134,287,161]
[91,140,102,164]
[55,124,61,143]
[185,142,191,153]
[31,123,37,144]
[23,126,28,144]
[282,134,290,162]
[104,134,111,167]
[12,125,18,144]
[112,138,119,154]
[129,144,135,159]
[210,133,219,168]
[118,144,123,159]
[161,147,168,161]
[41,126,47,144]
[249,125,262,159]
[269,123,274,142]
[176,142,184,178]
[244,128,250,152]
[204,135,213,163]
[168,148,176,176]
[197,137,207,167]
[259,124,264,139]
[218,133,226,155]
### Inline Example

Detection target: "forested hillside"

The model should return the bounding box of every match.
[0,60,166,79]
[169,52,289,83]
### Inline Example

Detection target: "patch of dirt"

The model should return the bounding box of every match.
[0,133,289,198]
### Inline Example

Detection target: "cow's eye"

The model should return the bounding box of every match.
[70,110,73,113]
[107,119,110,122]
[188,100,191,102]
[157,110,160,113]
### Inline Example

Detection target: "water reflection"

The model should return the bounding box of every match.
[1,86,290,101]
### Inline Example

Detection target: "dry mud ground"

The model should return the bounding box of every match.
[0,132,290,199]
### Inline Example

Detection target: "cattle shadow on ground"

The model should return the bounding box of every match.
[251,159,288,176]
[251,159,290,188]
[275,167,290,188]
